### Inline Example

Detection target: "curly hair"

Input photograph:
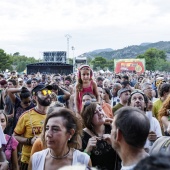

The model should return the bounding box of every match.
[158,95,170,124]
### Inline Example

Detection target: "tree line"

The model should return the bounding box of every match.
[0,48,169,73]
[88,48,170,72]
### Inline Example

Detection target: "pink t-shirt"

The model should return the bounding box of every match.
[4,134,18,161]
[78,81,94,113]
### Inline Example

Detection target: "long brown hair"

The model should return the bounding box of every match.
[76,65,93,92]
[81,102,99,136]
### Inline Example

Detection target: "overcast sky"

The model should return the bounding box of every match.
[0,0,170,59]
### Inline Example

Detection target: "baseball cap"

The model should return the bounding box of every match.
[118,88,131,97]
[32,84,53,95]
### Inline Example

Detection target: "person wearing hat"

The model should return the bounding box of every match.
[13,84,52,170]
[112,88,131,115]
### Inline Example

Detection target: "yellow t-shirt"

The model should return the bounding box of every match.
[14,108,46,164]
[152,98,163,119]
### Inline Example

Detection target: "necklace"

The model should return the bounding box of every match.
[49,148,70,159]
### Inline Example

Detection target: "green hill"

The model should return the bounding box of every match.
[80,41,170,60]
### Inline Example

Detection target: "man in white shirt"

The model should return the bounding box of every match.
[127,90,162,152]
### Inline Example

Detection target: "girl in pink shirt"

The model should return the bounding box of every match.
[75,65,99,114]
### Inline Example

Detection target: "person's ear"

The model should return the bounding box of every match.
[116,129,122,141]
[68,128,75,140]
[32,95,37,101]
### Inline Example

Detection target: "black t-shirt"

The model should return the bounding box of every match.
[81,125,121,170]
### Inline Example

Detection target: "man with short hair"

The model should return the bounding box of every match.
[96,76,104,88]
[134,153,170,170]
[142,82,157,102]
[112,88,131,115]
[31,78,39,89]
[14,84,52,169]
[127,90,162,152]
[3,79,17,135]
[26,79,32,92]
[104,106,150,170]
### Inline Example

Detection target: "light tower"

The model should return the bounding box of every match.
[65,34,71,62]
[72,46,75,72]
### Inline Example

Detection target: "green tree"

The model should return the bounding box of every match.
[9,54,39,72]
[106,59,114,71]
[154,58,170,71]
[90,56,107,70]
[136,48,167,71]
[0,49,12,71]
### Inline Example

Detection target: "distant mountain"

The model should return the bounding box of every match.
[140,42,151,46]
[78,41,170,60]
[88,48,113,54]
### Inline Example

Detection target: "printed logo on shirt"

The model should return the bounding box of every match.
[32,126,42,134]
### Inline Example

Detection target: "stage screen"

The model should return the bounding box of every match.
[43,51,66,63]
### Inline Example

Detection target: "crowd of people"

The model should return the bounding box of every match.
[0,66,170,170]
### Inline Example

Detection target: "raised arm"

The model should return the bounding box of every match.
[6,88,21,104]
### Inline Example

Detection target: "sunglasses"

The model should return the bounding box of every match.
[41,89,52,96]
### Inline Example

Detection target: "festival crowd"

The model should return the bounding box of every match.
[0,66,170,170]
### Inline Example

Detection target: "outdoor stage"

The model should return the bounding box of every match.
[26,62,73,74]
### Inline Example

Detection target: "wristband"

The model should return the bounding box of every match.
[84,149,91,156]
[26,137,33,145]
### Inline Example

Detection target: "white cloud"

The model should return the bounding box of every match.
[0,0,169,58]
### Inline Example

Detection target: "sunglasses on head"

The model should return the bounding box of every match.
[41,89,52,96]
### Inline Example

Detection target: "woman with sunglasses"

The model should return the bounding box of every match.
[81,102,121,170]
[28,108,91,170]
[7,87,35,133]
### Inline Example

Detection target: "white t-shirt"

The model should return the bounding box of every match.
[32,148,90,170]
[145,111,162,151]
[121,164,136,170]
[0,124,6,148]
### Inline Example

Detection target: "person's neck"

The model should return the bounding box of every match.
[83,81,90,86]
[50,144,70,157]
[35,104,47,114]
[104,98,110,104]
[147,95,152,100]
[120,100,127,106]
[120,146,148,166]
[93,124,105,137]
[160,96,166,102]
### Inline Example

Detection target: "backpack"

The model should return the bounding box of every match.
[149,136,170,155]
